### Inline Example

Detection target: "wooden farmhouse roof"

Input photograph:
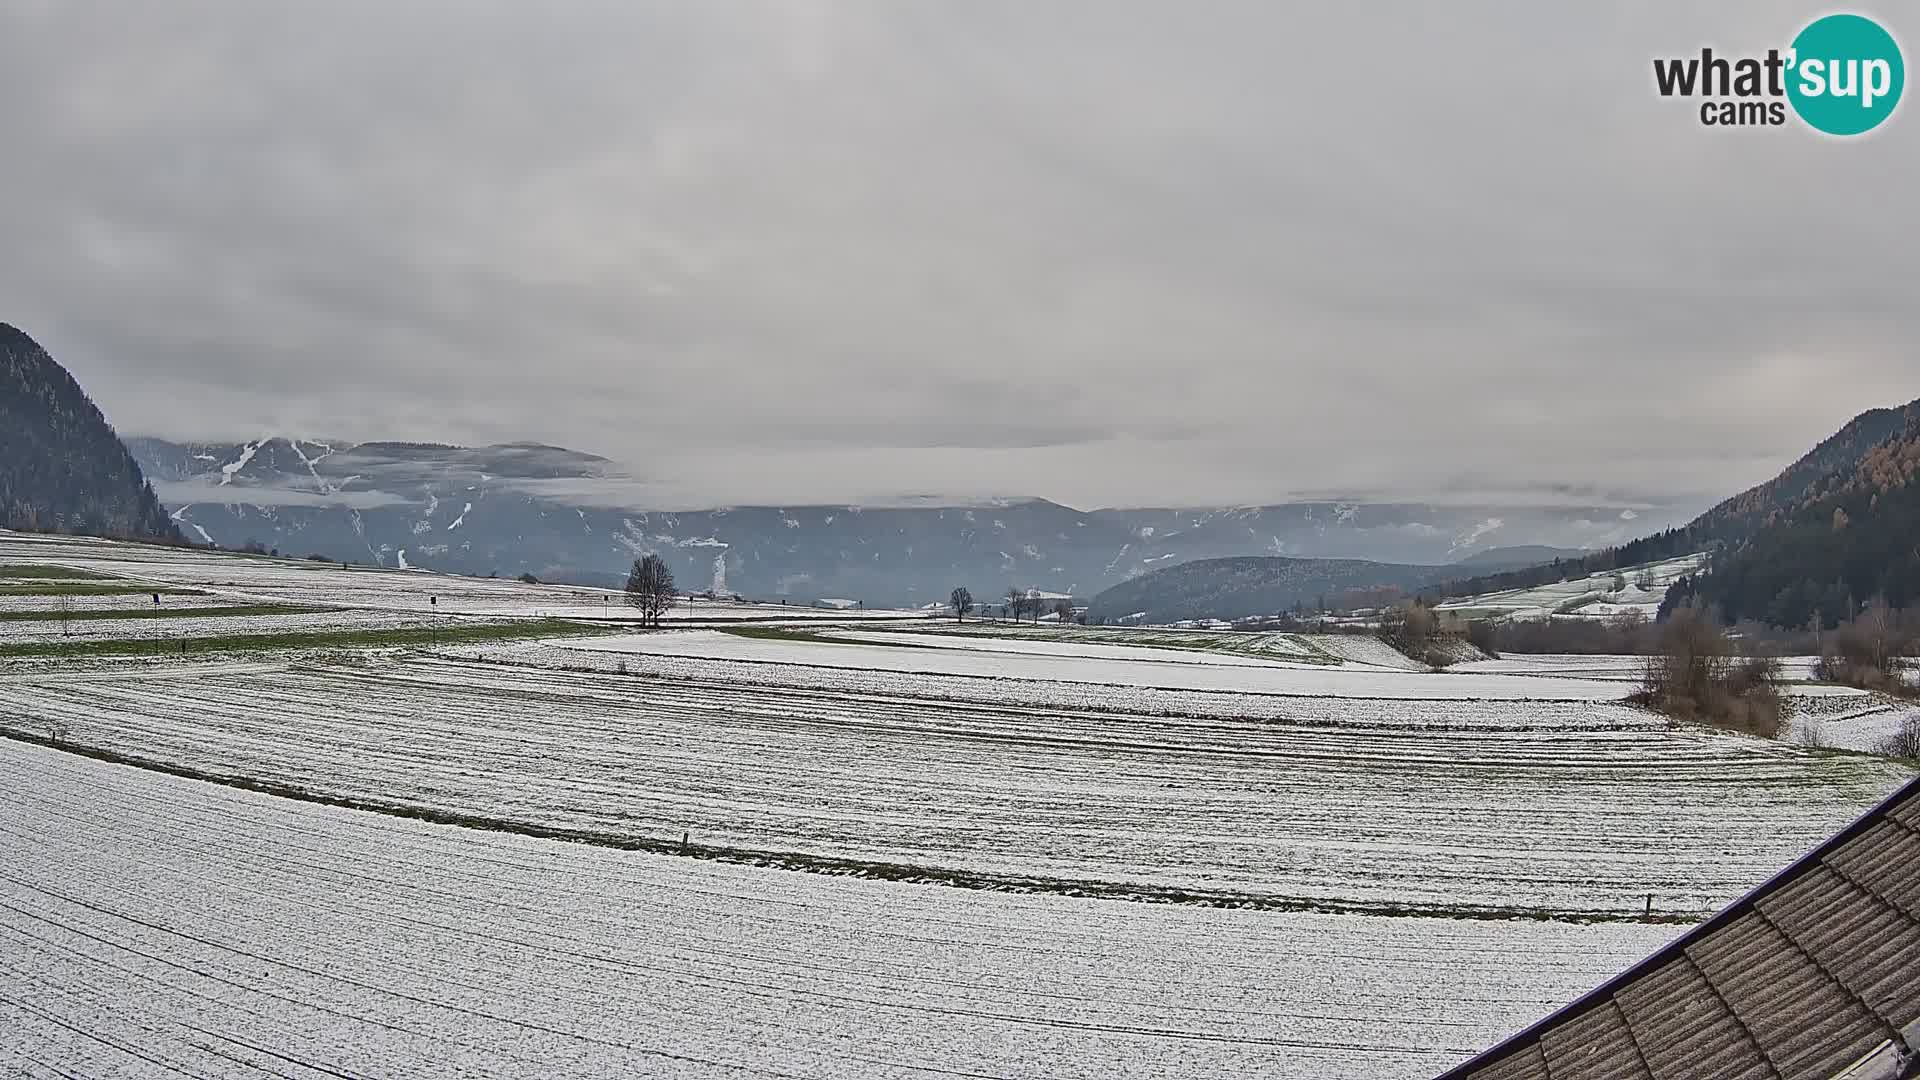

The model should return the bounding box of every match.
[1436,775,1920,1080]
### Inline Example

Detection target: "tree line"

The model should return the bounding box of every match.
[948,585,1075,623]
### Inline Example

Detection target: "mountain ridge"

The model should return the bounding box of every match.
[126,434,1680,604]
[0,324,179,543]
[1426,396,1920,607]
[1095,394,1920,625]
[1680,406,1920,626]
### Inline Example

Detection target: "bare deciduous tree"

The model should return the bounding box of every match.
[950,586,973,622]
[1378,600,1439,662]
[1812,595,1916,697]
[1052,598,1074,623]
[1630,602,1783,737]
[624,554,676,628]
[1879,714,1920,759]
[1858,596,1900,674]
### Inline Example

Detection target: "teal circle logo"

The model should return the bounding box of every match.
[1787,14,1904,135]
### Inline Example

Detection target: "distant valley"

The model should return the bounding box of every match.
[128,435,1682,605]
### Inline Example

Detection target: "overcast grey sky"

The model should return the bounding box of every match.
[2,1,1914,509]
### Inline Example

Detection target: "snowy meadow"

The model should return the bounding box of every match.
[1,530,1913,1078]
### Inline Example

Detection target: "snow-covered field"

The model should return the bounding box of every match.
[493,638,1672,729]
[1452,652,1861,691]
[2,653,1904,916]
[0,739,1682,1079]
[836,628,1337,668]
[0,531,930,623]
[838,626,1434,672]
[0,607,446,644]
[1787,697,1920,753]
[0,591,236,613]
[914,623,1338,659]
[5,531,1915,1075]
[1436,553,1708,622]
[569,629,1632,700]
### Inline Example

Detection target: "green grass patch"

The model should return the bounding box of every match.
[0,604,327,624]
[721,626,936,649]
[0,583,204,597]
[0,618,600,658]
[895,622,1344,663]
[0,564,120,580]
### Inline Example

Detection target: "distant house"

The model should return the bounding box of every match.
[1435,775,1920,1080]
[812,597,859,610]
[1015,587,1082,622]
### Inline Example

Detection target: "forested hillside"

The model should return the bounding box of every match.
[1434,397,1920,606]
[0,323,178,541]
[1086,555,1450,623]
[1675,416,1920,627]
[1689,398,1920,540]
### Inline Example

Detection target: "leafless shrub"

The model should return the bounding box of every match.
[1795,718,1831,750]
[1628,604,1783,738]
[1378,601,1437,659]
[1464,619,1500,659]
[1487,611,1657,655]
[1877,715,1920,759]
[1812,598,1918,699]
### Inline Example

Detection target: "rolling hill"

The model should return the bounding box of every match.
[1097,395,1920,626]
[1084,555,1452,624]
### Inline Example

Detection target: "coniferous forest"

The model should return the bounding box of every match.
[1,323,179,542]
[1674,418,1920,627]
[1439,398,1920,630]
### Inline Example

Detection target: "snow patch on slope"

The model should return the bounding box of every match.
[168,505,215,545]
[287,439,339,494]
[218,441,263,486]
[1449,517,1505,556]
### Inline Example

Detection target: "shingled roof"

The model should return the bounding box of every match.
[1436,776,1920,1080]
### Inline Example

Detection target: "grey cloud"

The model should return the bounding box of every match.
[2,1,1914,511]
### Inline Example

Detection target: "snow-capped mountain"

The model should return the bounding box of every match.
[128,436,1691,604]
